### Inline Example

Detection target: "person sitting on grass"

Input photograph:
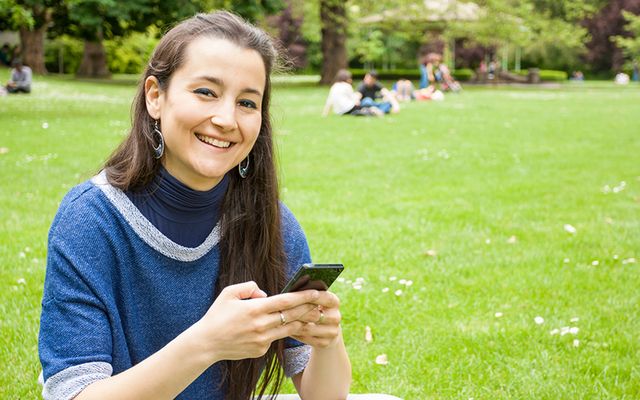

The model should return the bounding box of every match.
[356,70,400,114]
[6,59,32,94]
[38,10,401,400]
[392,79,414,102]
[322,69,383,117]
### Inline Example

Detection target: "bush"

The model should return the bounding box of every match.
[45,35,84,74]
[104,27,159,74]
[516,69,568,82]
[452,68,474,81]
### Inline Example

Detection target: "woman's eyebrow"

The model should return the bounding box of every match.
[196,75,262,97]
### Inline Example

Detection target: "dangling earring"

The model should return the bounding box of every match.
[153,120,164,159]
[238,156,250,178]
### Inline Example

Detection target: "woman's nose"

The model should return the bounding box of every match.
[210,100,238,131]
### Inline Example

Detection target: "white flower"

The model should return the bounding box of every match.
[622,258,637,265]
[591,260,599,266]
[355,277,365,283]
[17,278,26,285]
[336,277,345,283]
[507,235,517,244]
[424,249,437,257]
[570,317,579,323]
[382,287,389,293]
[602,184,611,194]
[352,284,362,290]
[394,289,403,296]
[42,122,49,129]
[613,255,619,260]
[405,280,413,287]
[550,329,559,335]
[560,327,571,336]
[399,279,406,285]
[389,276,397,281]
[485,238,491,244]
[563,258,570,263]
[494,312,503,318]
[534,316,544,325]
[0,147,9,155]
[375,354,388,365]
[18,252,26,258]
[365,326,373,343]
[569,327,579,335]
[564,224,577,234]
[573,339,580,347]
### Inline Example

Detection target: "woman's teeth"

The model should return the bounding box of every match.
[196,134,231,148]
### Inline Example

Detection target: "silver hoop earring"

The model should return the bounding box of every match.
[153,120,164,159]
[238,156,250,178]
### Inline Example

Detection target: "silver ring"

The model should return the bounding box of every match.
[317,310,325,325]
[279,311,286,325]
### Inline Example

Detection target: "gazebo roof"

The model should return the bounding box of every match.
[359,0,481,24]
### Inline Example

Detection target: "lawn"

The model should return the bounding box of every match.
[1,75,639,399]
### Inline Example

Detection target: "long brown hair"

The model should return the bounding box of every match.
[104,11,286,399]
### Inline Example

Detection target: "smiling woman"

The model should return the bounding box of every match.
[37,11,354,400]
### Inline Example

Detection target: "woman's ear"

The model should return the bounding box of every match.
[145,76,162,119]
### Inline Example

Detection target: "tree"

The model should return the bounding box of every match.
[0,0,63,74]
[613,10,640,69]
[319,0,347,84]
[584,0,640,73]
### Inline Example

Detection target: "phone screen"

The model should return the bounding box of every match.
[281,263,344,293]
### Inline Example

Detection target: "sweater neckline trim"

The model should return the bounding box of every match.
[91,170,220,262]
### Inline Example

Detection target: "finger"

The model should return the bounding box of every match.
[221,281,267,300]
[274,303,317,328]
[307,291,340,309]
[256,290,320,314]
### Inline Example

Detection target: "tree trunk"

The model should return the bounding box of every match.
[77,30,111,78]
[319,0,347,85]
[19,26,48,74]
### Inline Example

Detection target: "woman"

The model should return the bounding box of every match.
[38,11,351,400]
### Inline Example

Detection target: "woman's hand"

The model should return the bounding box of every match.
[192,281,320,363]
[290,290,342,349]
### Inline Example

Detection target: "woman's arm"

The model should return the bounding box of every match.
[291,292,352,400]
[74,282,319,400]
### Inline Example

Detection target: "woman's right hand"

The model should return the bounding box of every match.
[191,281,320,363]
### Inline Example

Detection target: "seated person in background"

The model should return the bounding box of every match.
[6,59,32,94]
[0,43,11,67]
[419,53,440,90]
[356,70,400,114]
[392,79,414,102]
[437,63,461,92]
[322,69,383,117]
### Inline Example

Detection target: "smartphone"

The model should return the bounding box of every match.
[281,263,344,293]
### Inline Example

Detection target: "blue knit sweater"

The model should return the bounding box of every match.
[38,171,312,399]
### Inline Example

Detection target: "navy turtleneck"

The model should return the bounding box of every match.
[126,167,229,248]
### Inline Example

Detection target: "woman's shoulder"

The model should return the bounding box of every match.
[50,173,116,234]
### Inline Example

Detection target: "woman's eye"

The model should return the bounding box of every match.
[239,99,257,109]
[193,88,216,97]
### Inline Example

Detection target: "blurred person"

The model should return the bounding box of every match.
[0,43,11,66]
[6,59,32,94]
[356,70,400,114]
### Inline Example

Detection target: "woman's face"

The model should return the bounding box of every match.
[147,36,266,190]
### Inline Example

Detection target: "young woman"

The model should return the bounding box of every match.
[38,11,351,400]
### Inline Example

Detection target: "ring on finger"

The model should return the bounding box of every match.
[279,311,287,325]
[317,310,325,325]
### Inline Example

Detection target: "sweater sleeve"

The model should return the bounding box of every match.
[279,203,313,377]
[38,187,115,399]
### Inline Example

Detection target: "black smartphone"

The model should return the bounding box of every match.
[281,263,344,293]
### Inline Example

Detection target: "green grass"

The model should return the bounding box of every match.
[1,76,639,399]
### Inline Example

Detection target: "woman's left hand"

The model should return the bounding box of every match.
[290,290,342,349]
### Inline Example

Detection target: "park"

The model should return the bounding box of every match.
[1,1,640,399]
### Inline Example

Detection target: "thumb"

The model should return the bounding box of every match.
[222,281,267,300]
